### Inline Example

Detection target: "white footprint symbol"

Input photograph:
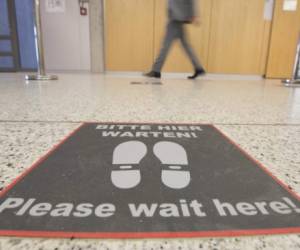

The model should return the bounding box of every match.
[153,141,191,189]
[112,141,147,189]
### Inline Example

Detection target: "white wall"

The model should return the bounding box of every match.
[41,0,91,71]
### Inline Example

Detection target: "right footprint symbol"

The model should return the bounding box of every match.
[153,141,191,189]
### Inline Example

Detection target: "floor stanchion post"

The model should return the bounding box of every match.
[282,33,300,86]
[25,0,58,81]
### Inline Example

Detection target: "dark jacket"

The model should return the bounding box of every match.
[168,0,197,22]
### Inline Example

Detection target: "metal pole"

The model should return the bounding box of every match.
[282,33,300,86]
[26,0,58,81]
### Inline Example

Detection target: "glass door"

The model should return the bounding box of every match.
[0,0,20,72]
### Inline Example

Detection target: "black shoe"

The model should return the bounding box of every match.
[143,71,161,79]
[188,68,206,79]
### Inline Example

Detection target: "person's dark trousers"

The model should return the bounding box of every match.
[152,20,204,72]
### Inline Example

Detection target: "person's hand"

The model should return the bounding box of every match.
[192,17,201,26]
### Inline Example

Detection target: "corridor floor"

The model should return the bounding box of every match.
[0,73,299,250]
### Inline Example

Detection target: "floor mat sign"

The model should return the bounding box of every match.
[0,123,299,238]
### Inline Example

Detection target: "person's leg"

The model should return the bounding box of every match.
[179,25,206,79]
[144,21,178,78]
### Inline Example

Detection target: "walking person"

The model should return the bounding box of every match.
[144,0,205,79]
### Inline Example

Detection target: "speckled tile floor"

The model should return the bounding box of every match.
[0,73,299,250]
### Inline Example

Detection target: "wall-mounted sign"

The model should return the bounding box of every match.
[45,0,65,13]
[283,0,298,11]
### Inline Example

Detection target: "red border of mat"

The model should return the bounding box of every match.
[0,122,300,239]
